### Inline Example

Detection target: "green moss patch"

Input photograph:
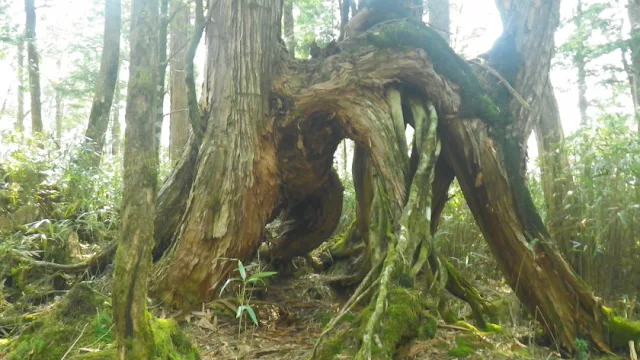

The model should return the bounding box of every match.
[6,284,111,360]
[152,317,200,360]
[6,283,200,360]
[366,20,503,126]
[605,314,640,351]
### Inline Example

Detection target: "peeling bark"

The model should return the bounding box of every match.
[151,0,283,310]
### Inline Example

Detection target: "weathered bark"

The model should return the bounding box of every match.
[112,0,158,357]
[156,0,169,159]
[16,36,25,132]
[24,0,43,134]
[83,0,122,167]
[487,0,578,270]
[628,0,640,134]
[169,0,190,162]
[283,0,295,54]
[427,0,448,43]
[151,0,283,309]
[440,117,618,353]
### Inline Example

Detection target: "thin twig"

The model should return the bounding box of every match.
[61,322,89,360]
[469,58,531,110]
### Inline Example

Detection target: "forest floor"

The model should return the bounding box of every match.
[181,261,564,360]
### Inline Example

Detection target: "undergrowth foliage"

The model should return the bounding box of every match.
[0,132,122,300]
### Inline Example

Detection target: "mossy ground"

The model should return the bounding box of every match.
[3,283,199,360]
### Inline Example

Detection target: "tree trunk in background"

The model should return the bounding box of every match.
[284,0,295,54]
[156,0,169,159]
[576,0,589,127]
[427,0,448,43]
[342,139,348,177]
[628,0,640,134]
[24,0,43,134]
[16,36,25,132]
[488,0,578,271]
[169,0,190,162]
[112,0,158,357]
[111,79,122,156]
[55,89,63,143]
[83,0,121,167]
[152,0,282,310]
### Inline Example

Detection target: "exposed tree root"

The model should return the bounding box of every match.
[9,241,116,273]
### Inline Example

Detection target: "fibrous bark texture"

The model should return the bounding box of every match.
[169,0,190,162]
[83,0,121,167]
[152,0,283,310]
[24,0,42,134]
[112,0,158,357]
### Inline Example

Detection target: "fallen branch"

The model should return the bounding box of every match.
[9,241,117,273]
[0,311,43,329]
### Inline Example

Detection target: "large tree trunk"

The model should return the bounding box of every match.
[151,0,283,309]
[16,36,25,132]
[112,0,158,357]
[83,0,121,167]
[24,0,43,134]
[486,0,579,272]
[151,1,640,356]
[168,0,190,162]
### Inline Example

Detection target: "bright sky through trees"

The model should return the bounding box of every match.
[0,0,633,159]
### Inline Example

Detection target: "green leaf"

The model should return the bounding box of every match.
[236,305,259,326]
[248,271,277,281]
[237,260,246,281]
[218,277,240,295]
